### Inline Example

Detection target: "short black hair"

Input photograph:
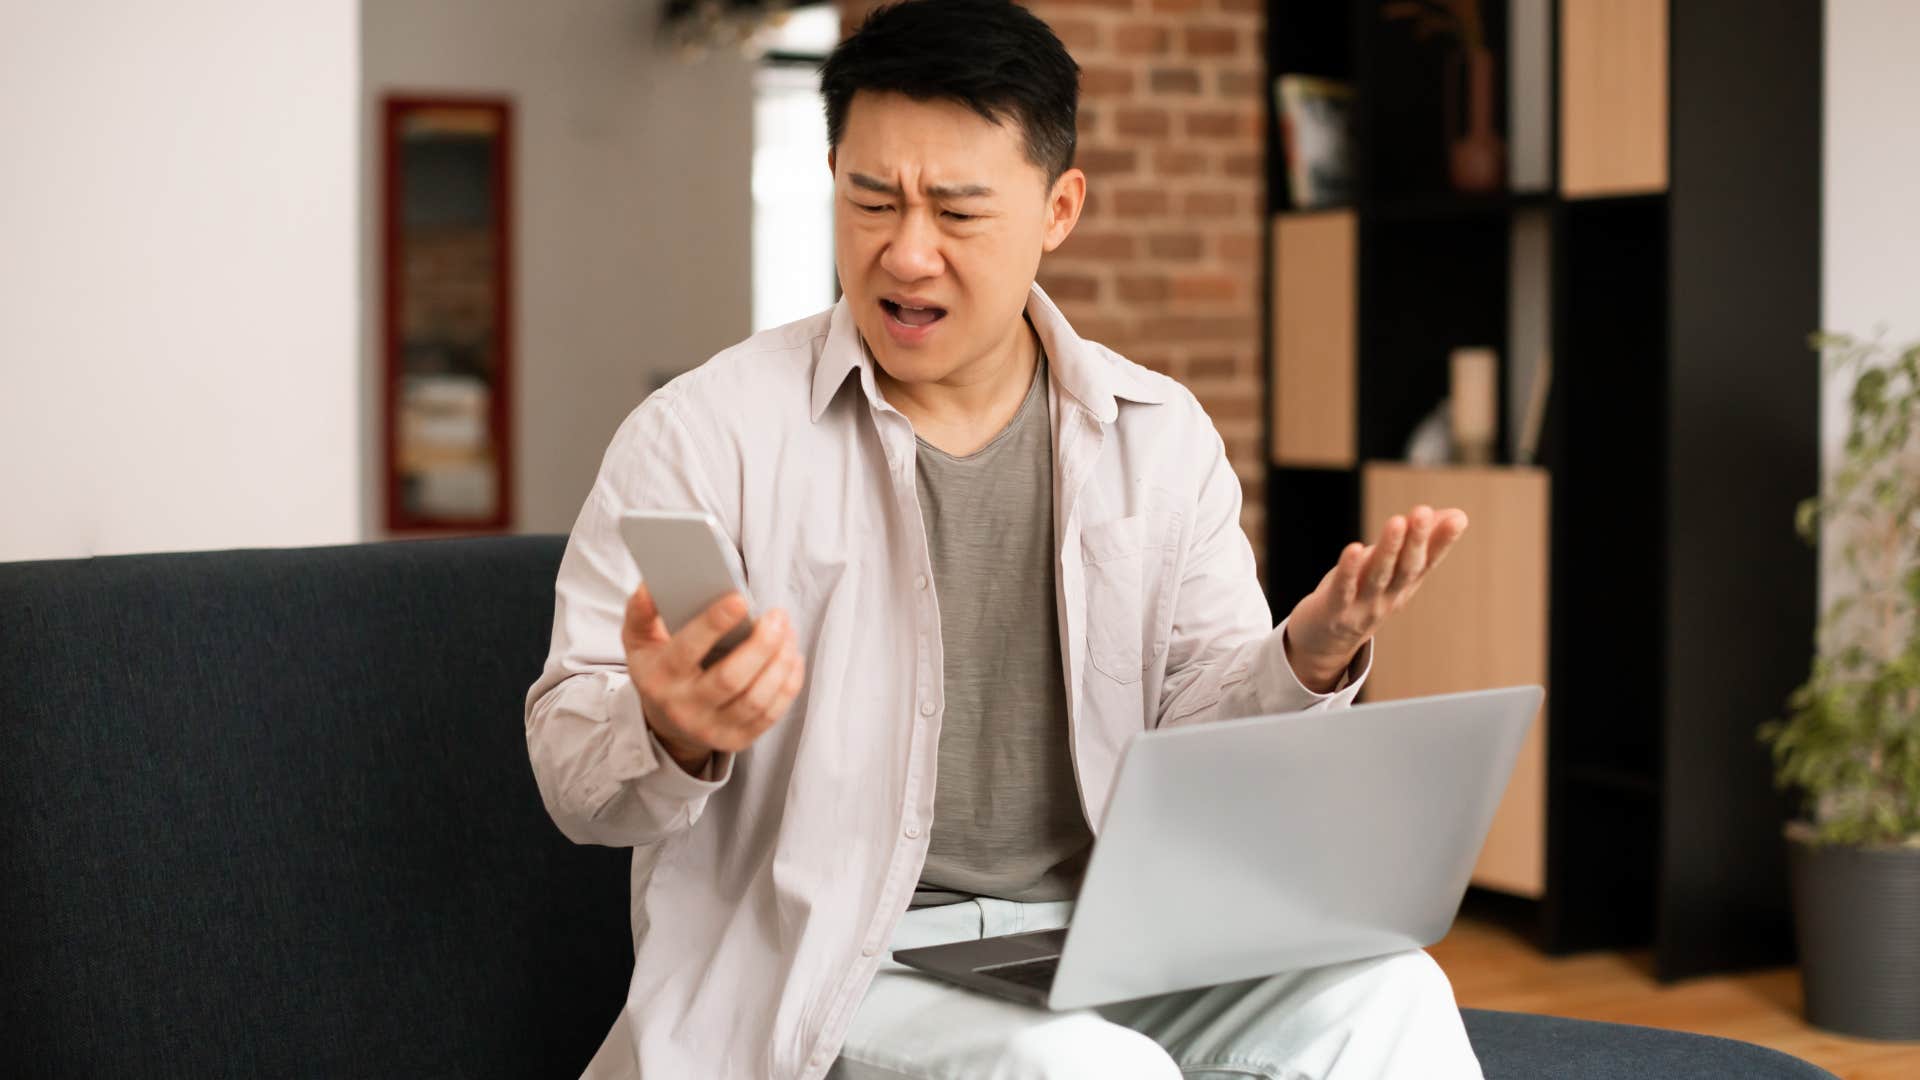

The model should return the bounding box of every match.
[819,0,1081,185]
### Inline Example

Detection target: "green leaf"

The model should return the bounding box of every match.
[1796,498,1821,543]
[1855,368,1890,415]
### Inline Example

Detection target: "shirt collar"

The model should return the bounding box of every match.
[809,280,1171,425]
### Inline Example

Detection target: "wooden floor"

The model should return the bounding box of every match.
[1429,916,1920,1079]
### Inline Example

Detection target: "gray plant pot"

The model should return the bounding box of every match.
[1786,826,1920,1040]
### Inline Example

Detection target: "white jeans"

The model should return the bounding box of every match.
[829,898,1483,1080]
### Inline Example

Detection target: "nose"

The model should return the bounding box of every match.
[879,208,945,283]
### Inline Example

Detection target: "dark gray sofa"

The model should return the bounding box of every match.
[0,536,1835,1078]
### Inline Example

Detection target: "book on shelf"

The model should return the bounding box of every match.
[1275,74,1354,211]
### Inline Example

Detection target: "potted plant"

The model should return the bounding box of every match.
[1761,331,1920,1041]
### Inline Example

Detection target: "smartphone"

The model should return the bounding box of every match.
[618,510,756,667]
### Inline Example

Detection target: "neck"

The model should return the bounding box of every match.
[875,315,1042,455]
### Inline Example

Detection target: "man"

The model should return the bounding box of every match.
[524,1,1474,1076]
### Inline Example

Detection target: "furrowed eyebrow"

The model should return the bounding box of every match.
[848,172,995,200]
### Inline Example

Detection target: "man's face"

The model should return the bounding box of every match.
[830,91,1083,389]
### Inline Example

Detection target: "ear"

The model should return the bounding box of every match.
[1040,168,1086,255]
[827,147,836,177]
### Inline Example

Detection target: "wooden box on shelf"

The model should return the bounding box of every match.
[1560,0,1669,198]
[1269,210,1356,468]
[1360,461,1550,897]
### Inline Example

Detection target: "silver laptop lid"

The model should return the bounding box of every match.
[1047,685,1542,1010]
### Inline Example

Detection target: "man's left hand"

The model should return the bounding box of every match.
[1283,504,1470,694]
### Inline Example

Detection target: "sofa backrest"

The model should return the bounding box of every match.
[0,536,632,1078]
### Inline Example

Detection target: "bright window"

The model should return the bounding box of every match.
[751,5,840,333]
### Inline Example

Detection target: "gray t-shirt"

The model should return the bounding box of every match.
[911,349,1094,907]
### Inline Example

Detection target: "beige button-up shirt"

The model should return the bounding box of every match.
[524,282,1373,1080]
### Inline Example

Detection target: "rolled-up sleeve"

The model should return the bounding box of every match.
[1155,422,1371,729]
[523,393,737,848]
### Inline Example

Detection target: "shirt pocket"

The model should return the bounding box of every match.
[1082,514,1147,684]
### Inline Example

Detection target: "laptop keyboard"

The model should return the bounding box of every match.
[976,955,1061,992]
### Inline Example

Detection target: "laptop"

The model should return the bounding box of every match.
[893,685,1542,1010]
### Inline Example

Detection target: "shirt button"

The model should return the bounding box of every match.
[862,944,877,957]
[905,824,921,839]
[915,574,928,590]
[919,700,935,717]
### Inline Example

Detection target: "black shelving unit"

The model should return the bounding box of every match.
[1260,0,1821,979]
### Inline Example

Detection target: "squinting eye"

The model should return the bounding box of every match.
[848,201,973,220]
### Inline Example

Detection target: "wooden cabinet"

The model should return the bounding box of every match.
[1361,464,1549,897]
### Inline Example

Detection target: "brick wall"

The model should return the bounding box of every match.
[837,0,1269,555]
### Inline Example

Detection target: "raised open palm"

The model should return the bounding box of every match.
[1285,504,1470,688]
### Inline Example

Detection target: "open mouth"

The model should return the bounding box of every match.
[881,298,948,327]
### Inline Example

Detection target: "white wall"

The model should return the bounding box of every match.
[1820,0,1920,607]
[0,0,361,561]
[362,0,755,537]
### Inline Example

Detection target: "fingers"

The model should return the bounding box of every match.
[1388,506,1436,591]
[1356,515,1407,601]
[633,606,801,760]
[1382,506,1470,598]
[622,581,670,654]
[714,643,806,738]
[1326,541,1367,605]
[696,608,788,706]
[1423,510,1470,575]
[663,592,753,673]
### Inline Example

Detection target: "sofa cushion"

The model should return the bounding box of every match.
[0,537,631,1078]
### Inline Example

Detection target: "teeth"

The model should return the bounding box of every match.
[887,300,944,328]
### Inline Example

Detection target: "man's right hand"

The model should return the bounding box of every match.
[622,583,805,777]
